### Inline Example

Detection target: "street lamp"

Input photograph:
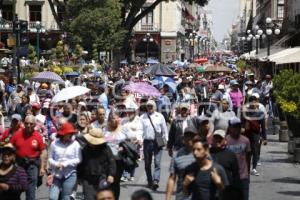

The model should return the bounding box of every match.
[265,18,280,56]
[143,32,154,61]
[34,21,45,66]
[188,30,197,60]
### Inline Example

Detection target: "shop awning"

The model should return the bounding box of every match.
[268,47,300,64]
[258,47,286,61]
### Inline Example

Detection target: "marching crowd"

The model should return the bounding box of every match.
[0,64,274,200]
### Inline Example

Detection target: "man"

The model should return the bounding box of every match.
[91,106,107,130]
[7,84,24,116]
[166,127,197,200]
[183,139,229,200]
[210,129,241,200]
[167,103,198,157]
[131,189,153,200]
[212,99,236,132]
[96,188,115,200]
[243,96,267,176]
[226,117,251,200]
[195,78,209,102]
[98,85,109,113]
[27,87,40,105]
[0,114,22,145]
[62,103,77,125]
[157,85,171,123]
[10,115,47,200]
[140,100,168,190]
[261,74,273,116]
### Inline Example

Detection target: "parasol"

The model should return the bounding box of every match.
[144,63,176,76]
[31,71,64,84]
[52,86,90,103]
[123,82,161,97]
[205,65,232,72]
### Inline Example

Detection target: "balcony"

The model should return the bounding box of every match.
[134,23,160,32]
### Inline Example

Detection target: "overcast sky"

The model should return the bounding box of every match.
[206,0,240,42]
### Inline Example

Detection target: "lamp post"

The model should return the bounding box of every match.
[188,30,197,60]
[241,36,246,54]
[143,32,154,61]
[265,17,280,56]
[34,21,45,66]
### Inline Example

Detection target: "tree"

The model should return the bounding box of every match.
[28,44,37,64]
[48,0,209,62]
[92,44,98,62]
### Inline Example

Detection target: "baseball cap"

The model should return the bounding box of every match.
[218,84,225,90]
[245,80,254,85]
[251,93,260,99]
[228,117,242,126]
[146,100,156,107]
[230,80,239,85]
[213,129,226,138]
[184,127,198,136]
[11,114,22,121]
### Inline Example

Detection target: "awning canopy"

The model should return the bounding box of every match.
[268,47,300,65]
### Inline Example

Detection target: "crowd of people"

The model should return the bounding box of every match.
[0,62,274,200]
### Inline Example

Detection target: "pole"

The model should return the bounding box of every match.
[17,28,20,83]
[267,36,271,56]
[256,39,258,55]
[37,30,40,66]
[146,39,149,61]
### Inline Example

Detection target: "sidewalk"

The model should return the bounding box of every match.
[250,134,300,200]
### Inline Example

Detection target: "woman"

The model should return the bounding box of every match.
[104,111,127,200]
[77,113,91,135]
[0,114,22,146]
[0,143,28,200]
[77,128,116,200]
[229,80,244,115]
[48,122,82,200]
[14,95,31,120]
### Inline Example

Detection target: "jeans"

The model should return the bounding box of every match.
[240,178,249,200]
[143,140,163,184]
[25,164,39,200]
[111,159,124,200]
[49,172,77,200]
[249,133,261,169]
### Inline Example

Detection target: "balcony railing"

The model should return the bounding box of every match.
[134,23,160,32]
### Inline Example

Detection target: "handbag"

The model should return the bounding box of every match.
[147,114,165,148]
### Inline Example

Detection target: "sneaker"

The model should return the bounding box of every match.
[152,180,159,191]
[120,176,128,182]
[257,162,262,166]
[251,169,260,176]
[129,177,134,181]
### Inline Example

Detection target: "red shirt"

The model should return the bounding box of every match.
[10,128,45,158]
[0,127,22,142]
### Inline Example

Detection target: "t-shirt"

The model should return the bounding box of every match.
[169,147,195,195]
[10,128,45,158]
[226,135,251,179]
[185,162,229,200]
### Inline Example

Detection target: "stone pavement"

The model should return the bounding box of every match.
[23,133,300,200]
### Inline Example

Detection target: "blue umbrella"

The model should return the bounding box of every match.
[120,59,128,64]
[172,60,185,67]
[146,58,160,64]
[64,72,80,77]
[151,76,177,93]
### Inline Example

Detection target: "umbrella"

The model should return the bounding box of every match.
[205,65,232,72]
[172,60,185,67]
[120,59,128,64]
[31,71,64,84]
[144,63,176,76]
[196,67,205,73]
[64,72,80,77]
[123,82,161,97]
[194,58,208,64]
[52,86,91,103]
[146,58,160,64]
[151,76,177,93]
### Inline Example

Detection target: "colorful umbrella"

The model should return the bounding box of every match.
[52,86,90,103]
[151,76,177,93]
[196,67,205,73]
[31,71,64,84]
[144,63,176,76]
[123,82,161,97]
[194,58,208,64]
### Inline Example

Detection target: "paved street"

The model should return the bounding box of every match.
[22,131,300,200]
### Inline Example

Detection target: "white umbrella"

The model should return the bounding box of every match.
[52,86,90,103]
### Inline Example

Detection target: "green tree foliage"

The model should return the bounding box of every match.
[67,0,127,52]
[92,44,98,61]
[273,69,300,118]
[72,44,83,60]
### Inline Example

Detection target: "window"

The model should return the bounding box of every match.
[141,8,153,24]
[57,5,65,22]
[29,5,41,22]
[1,5,13,21]
[277,0,284,19]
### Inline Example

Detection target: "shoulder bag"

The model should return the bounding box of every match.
[147,114,165,148]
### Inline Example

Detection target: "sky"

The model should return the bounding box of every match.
[206,0,240,42]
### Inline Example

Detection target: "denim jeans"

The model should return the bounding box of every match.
[249,133,261,169]
[25,164,39,200]
[240,178,250,200]
[49,172,77,200]
[143,140,163,184]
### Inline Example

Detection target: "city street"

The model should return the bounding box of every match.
[23,132,300,200]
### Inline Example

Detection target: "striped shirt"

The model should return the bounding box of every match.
[0,165,28,200]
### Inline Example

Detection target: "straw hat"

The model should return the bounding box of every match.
[84,128,106,145]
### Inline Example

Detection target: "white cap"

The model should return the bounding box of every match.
[251,93,260,99]
[218,84,225,90]
[213,129,226,138]
[78,102,87,107]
